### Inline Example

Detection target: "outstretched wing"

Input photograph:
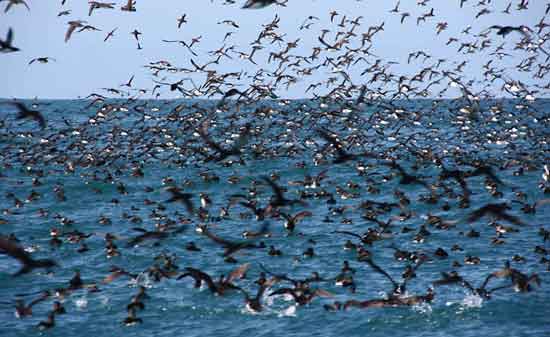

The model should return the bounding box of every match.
[333,230,362,240]
[0,236,33,266]
[65,23,78,42]
[183,267,217,293]
[364,258,399,290]
[6,27,13,44]
[198,225,232,247]
[292,211,312,223]
[262,176,286,205]
[226,263,250,283]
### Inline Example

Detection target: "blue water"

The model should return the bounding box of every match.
[0,99,549,337]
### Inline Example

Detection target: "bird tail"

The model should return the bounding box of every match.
[6,28,13,45]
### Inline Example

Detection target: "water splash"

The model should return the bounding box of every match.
[461,294,483,309]
[74,296,88,310]
[277,304,297,317]
[412,302,432,315]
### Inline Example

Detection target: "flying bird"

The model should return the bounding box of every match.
[65,20,86,42]
[1,0,30,13]
[0,236,58,276]
[0,28,19,53]
[9,102,47,129]
[28,57,56,65]
[242,0,277,9]
[88,1,115,16]
[104,27,117,42]
[121,0,136,12]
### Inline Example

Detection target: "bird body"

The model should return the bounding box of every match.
[0,236,57,276]
[242,0,277,9]
[0,28,19,53]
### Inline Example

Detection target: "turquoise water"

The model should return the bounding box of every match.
[0,99,548,336]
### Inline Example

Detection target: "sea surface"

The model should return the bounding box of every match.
[0,98,548,337]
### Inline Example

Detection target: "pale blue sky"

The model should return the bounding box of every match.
[0,1,545,99]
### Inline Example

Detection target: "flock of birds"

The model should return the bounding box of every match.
[1,0,549,333]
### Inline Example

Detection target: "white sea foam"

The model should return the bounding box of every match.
[277,304,297,317]
[75,297,88,310]
[461,294,483,308]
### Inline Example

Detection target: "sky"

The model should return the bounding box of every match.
[0,0,546,99]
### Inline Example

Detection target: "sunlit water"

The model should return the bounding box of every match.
[0,99,548,337]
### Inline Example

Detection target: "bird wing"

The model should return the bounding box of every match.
[198,125,226,154]
[487,284,513,294]
[28,292,50,307]
[32,111,47,129]
[432,272,459,286]
[0,237,33,266]
[199,225,233,247]
[226,263,250,283]
[21,0,30,11]
[65,24,77,42]
[332,230,362,240]
[262,176,286,204]
[313,288,334,298]
[292,211,313,223]
[259,263,297,284]
[498,212,525,226]
[242,0,275,9]
[364,258,399,290]
[12,102,30,114]
[317,128,348,158]
[255,278,276,301]
[466,206,488,223]
[185,267,217,293]
[6,27,13,44]
[268,287,298,300]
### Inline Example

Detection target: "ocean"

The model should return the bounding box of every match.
[0,98,548,337]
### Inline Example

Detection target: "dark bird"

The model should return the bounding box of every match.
[2,0,30,13]
[0,236,58,276]
[28,57,56,65]
[88,1,115,16]
[362,256,427,295]
[165,186,194,214]
[0,27,19,53]
[196,224,266,257]
[280,211,312,233]
[36,311,55,330]
[14,291,50,318]
[198,119,251,162]
[126,226,183,247]
[177,14,187,28]
[466,203,525,226]
[343,289,434,310]
[433,269,520,298]
[123,307,142,325]
[104,27,117,42]
[121,0,136,12]
[65,20,86,42]
[9,102,47,129]
[482,261,541,293]
[467,164,503,185]
[269,286,332,306]
[177,263,249,295]
[235,278,276,312]
[262,176,304,207]
[242,0,277,9]
[488,25,531,38]
[384,160,433,191]
[317,128,376,164]
[102,266,138,284]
